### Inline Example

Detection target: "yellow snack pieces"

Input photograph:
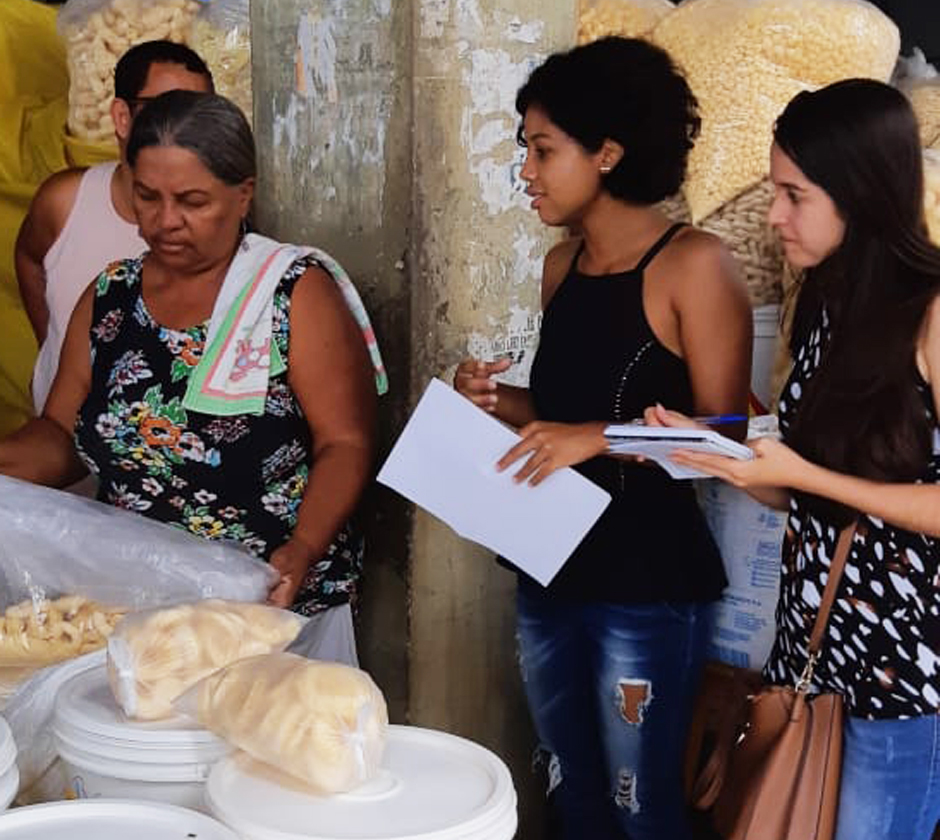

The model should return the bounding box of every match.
[909,84,940,149]
[651,0,900,221]
[188,18,252,125]
[0,595,126,666]
[190,652,388,793]
[577,0,675,43]
[60,0,201,142]
[106,599,302,720]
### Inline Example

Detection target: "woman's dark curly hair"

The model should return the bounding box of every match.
[515,36,700,205]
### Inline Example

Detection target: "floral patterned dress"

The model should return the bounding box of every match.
[74,256,362,616]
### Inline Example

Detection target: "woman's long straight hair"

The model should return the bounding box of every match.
[776,80,940,524]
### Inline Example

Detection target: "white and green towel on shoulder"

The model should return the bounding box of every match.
[183,233,388,416]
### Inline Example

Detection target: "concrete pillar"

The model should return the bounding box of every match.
[410,3,575,835]
[251,2,576,836]
[250,0,414,720]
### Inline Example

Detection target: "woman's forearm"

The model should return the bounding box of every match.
[797,461,940,537]
[290,441,373,560]
[0,418,87,487]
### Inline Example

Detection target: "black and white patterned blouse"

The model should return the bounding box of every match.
[764,308,940,719]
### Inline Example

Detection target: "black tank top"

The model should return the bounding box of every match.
[525,224,727,603]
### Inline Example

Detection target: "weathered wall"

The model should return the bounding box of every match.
[251,0,414,721]
[252,2,576,836]
[410,4,573,835]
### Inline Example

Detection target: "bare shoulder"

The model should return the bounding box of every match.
[289,264,358,328]
[541,235,580,309]
[661,227,748,302]
[667,227,736,279]
[23,168,87,244]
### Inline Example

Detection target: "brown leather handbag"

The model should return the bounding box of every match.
[692,522,856,840]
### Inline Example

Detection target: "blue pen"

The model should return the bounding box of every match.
[690,414,748,425]
[624,413,747,427]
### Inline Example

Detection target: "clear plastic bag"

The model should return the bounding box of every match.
[4,649,105,801]
[0,475,278,670]
[175,652,388,793]
[187,0,251,124]
[284,603,359,668]
[107,599,302,720]
[577,0,675,43]
[651,0,900,221]
[57,0,202,141]
[895,48,940,148]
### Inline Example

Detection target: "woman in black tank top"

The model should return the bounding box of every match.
[453,39,752,840]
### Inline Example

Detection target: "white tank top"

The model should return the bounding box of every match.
[32,161,146,412]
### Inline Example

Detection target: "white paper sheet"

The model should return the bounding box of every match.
[604,424,754,480]
[377,379,611,586]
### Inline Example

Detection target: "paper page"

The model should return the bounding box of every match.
[377,379,611,586]
[605,424,753,480]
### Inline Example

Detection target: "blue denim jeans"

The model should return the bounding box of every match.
[834,713,940,840]
[516,584,713,840]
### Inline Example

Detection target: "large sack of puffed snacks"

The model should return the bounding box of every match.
[651,0,900,221]
[58,0,201,141]
[577,0,675,43]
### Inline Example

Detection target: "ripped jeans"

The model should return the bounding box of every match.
[516,583,712,840]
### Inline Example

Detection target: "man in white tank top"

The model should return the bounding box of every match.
[15,41,214,413]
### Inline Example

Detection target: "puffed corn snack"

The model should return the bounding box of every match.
[0,595,126,666]
[107,599,302,720]
[184,652,388,793]
[909,83,940,149]
[577,0,675,43]
[59,0,201,142]
[188,18,252,125]
[651,0,900,221]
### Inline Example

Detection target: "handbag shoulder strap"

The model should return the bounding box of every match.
[808,520,857,654]
[691,518,857,813]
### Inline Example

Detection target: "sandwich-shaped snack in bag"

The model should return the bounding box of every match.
[177,651,388,793]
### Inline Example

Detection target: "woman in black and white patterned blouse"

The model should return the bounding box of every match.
[654,79,940,840]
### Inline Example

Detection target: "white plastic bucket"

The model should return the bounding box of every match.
[751,304,781,410]
[0,798,241,839]
[206,725,518,840]
[0,717,18,811]
[52,665,230,812]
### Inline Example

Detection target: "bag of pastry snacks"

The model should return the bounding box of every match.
[107,600,302,719]
[176,652,388,793]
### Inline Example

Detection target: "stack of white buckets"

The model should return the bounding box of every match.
[1,663,518,839]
